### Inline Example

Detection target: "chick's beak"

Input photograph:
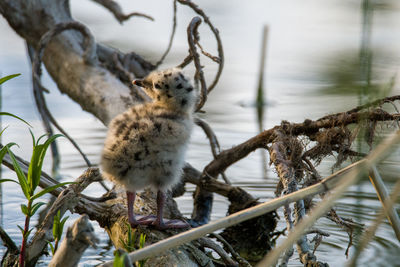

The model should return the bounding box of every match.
[132,79,144,87]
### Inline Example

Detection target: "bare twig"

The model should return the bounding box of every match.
[186,17,207,111]
[195,117,230,184]
[32,22,95,167]
[91,0,153,23]
[177,0,224,93]
[197,237,238,267]
[176,54,193,69]
[155,0,177,67]
[209,233,252,267]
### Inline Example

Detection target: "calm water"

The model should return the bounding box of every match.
[1,0,400,266]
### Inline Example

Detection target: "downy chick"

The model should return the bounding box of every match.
[101,68,196,229]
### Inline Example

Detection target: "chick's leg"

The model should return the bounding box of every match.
[153,190,190,229]
[127,191,139,227]
[127,191,156,227]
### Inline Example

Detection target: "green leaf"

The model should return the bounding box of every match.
[6,146,30,199]
[59,216,69,236]
[0,142,18,164]
[29,129,36,148]
[28,134,63,192]
[53,210,61,239]
[25,228,34,239]
[30,182,74,201]
[0,125,9,138]
[113,252,127,267]
[21,204,29,216]
[47,241,55,255]
[35,134,48,146]
[17,225,24,235]
[0,178,19,184]
[139,233,146,248]
[30,201,46,216]
[0,73,20,85]
[0,112,31,127]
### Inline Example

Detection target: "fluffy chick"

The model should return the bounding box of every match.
[101,68,196,229]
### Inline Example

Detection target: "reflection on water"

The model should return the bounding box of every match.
[1,0,400,266]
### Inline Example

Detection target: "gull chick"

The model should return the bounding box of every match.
[101,68,196,229]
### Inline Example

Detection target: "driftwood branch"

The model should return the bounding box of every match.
[48,215,99,267]
[26,168,102,265]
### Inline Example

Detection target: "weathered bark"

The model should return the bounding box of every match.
[0,0,152,125]
[48,215,99,267]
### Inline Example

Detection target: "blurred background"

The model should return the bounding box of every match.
[1,0,400,266]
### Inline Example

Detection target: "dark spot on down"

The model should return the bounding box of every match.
[144,146,150,155]
[165,84,169,89]
[155,83,161,89]
[134,151,142,161]
[154,122,162,132]
[119,165,131,177]
[186,87,193,92]
[181,99,187,107]
[116,123,127,137]
[176,83,183,89]
[174,77,179,81]
[130,122,139,130]
[157,95,161,101]
[167,94,172,98]
[155,113,181,121]
[139,136,146,142]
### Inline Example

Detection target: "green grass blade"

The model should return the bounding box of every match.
[0,112,31,127]
[0,178,19,185]
[0,74,20,85]
[30,181,74,201]
[6,146,30,198]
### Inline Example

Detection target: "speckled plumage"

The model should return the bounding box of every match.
[101,68,196,203]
